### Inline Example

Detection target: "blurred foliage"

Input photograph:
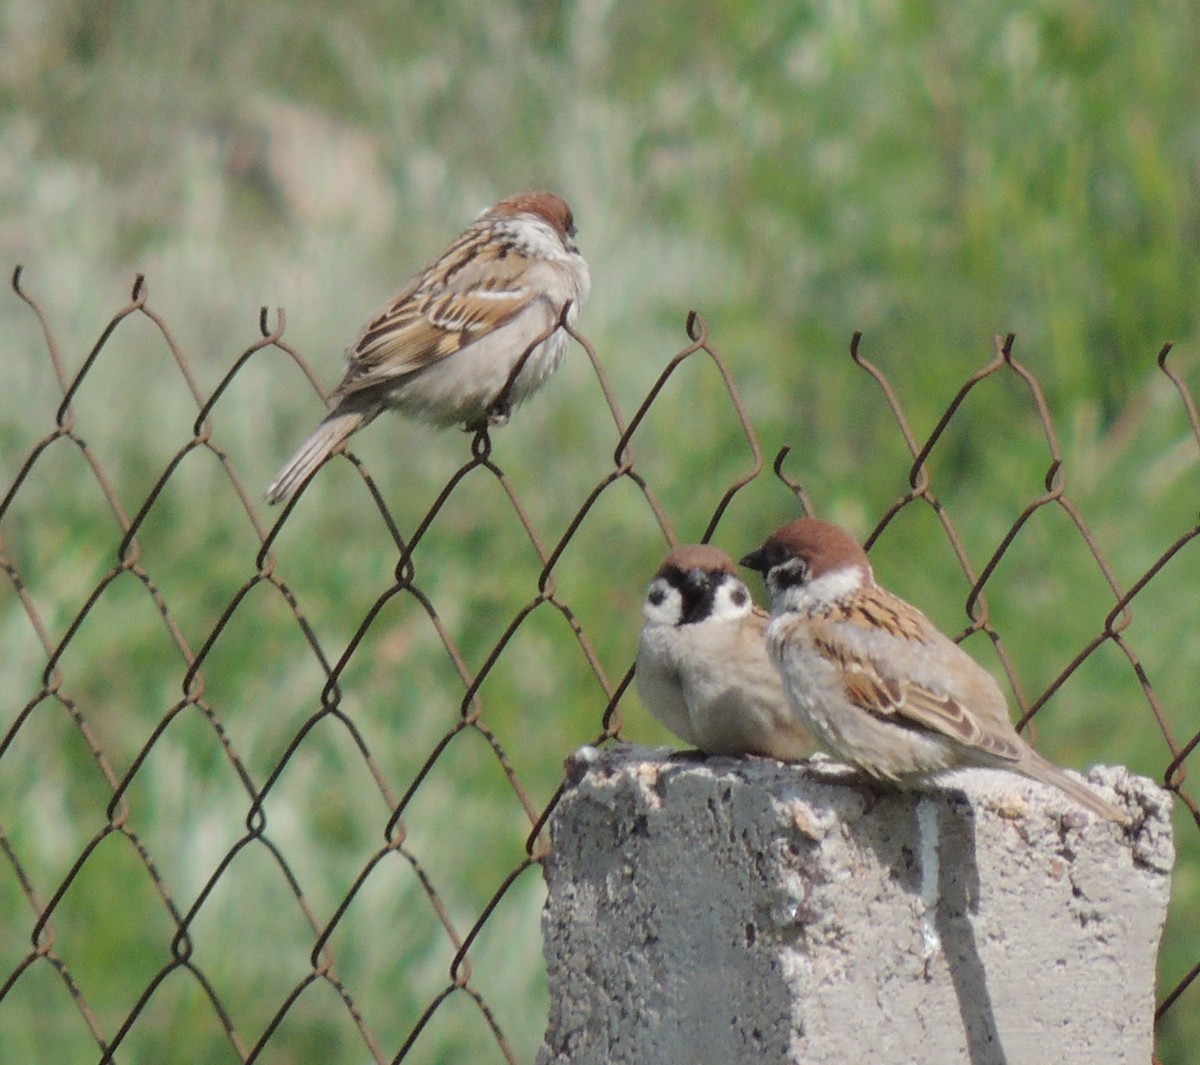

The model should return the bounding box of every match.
[1,0,1198,1061]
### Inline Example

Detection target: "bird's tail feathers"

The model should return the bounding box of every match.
[1021,752,1130,825]
[266,409,369,504]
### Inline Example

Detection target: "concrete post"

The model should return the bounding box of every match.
[537,745,1173,1065]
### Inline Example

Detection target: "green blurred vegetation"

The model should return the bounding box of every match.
[1,0,1198,1062]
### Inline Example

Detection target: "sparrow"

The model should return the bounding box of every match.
[740,518,1130,824]
[266,189,591,503]
[635,544,814,760]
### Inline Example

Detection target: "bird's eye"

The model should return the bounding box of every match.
[648,587,666,606]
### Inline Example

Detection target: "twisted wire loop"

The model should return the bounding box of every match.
[1,269,1197,1061]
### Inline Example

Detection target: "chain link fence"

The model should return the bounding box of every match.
[1,268,1197,1063]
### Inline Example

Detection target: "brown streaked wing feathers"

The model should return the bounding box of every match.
[827,583,930,642]
[813,623,1025,764]
[887,682,1025,762]
[841,670,904,716]
[335,236,541,395]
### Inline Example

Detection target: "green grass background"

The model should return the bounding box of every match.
[1,1,1198,1062]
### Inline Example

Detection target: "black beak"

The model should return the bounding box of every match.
[739,547,769,573]
[682,567,709,592]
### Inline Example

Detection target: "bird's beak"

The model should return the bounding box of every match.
[683,568,709,592]
[739,547,769,574]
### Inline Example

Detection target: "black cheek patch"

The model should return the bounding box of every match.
[772,559,810,590]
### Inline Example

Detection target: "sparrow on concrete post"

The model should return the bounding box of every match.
[635,544,813,761]
[740,518,1129,824]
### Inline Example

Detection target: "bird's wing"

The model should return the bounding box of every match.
[809,610,1026,764]
[336,232,550,396]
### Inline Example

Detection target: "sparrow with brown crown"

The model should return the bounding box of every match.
[740,518,1129,824]
[267,190,590,503]
[635,544,814,761]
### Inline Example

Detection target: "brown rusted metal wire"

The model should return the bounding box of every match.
[1,269,1197,1063]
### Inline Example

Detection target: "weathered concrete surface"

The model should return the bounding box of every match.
[537,746,1172,1065]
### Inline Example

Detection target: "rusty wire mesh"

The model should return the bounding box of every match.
[1,268,1197,1063]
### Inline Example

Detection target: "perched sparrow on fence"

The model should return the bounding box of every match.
[635,544,814,760]
[266,190,591,503]
[740,518,1130,824]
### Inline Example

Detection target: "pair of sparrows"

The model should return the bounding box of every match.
[636,520,1130,825]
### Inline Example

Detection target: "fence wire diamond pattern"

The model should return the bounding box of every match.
[1,268,1197,1063]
